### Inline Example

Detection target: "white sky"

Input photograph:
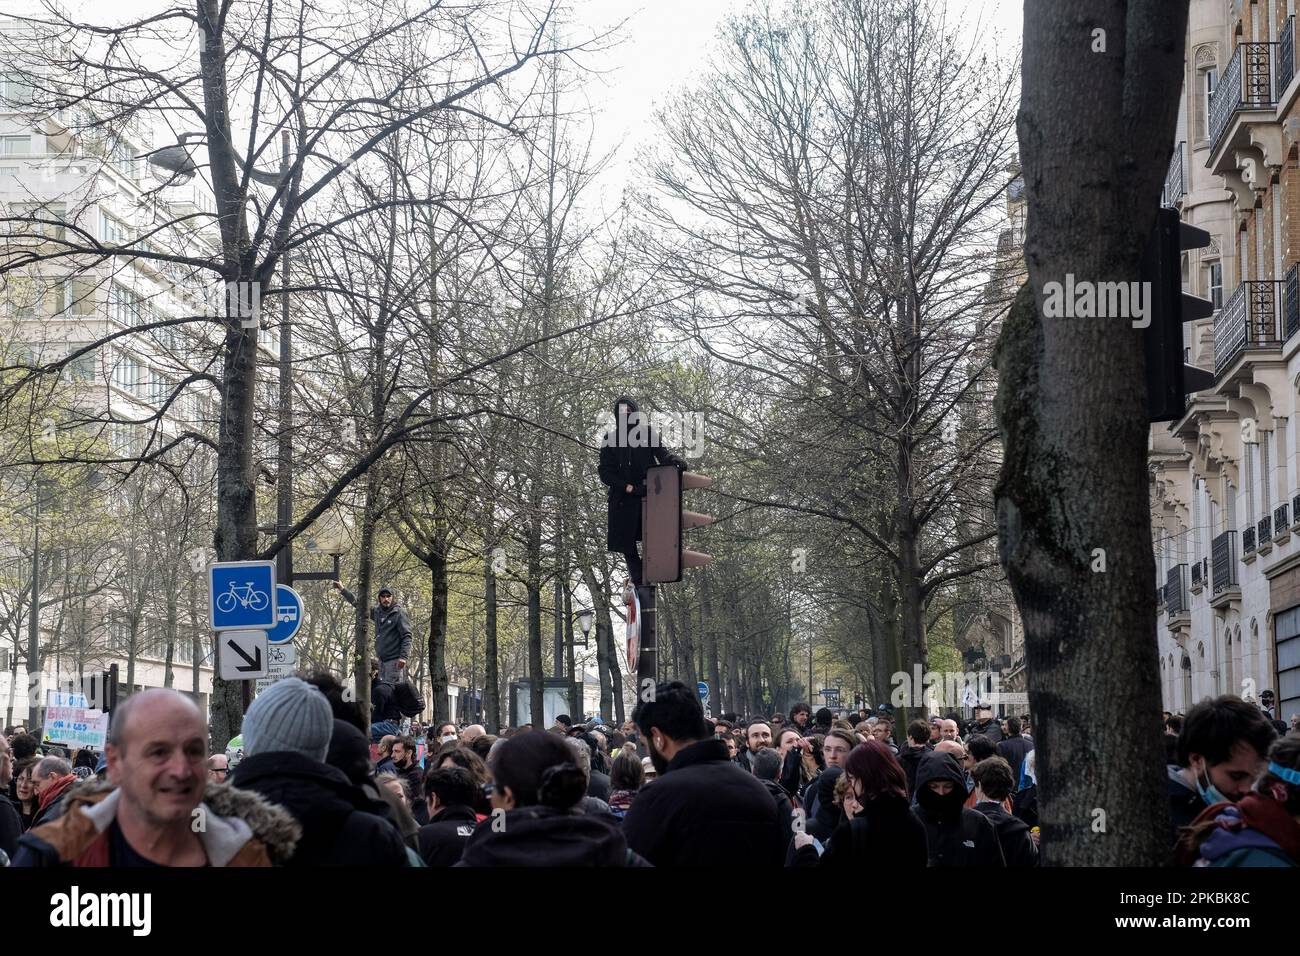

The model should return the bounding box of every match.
[568,0,1024,207]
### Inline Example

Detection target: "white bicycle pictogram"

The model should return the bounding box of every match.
[215,581,270,614]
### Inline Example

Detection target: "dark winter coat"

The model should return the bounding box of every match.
[897,744,931,798]
[231,751,409,867]
[970,718,1003,744]
[996,735,1033,784]
[805,767,843,841]
[973,800,1038,867]
[791,792,928,869]
[30,774,77,830]
[1167,764,1208,849]
[912,752,1006,867]
[0,793,22,857]
[417,804,479,866]
[759,777,796,849]
[597,396,686,553]
[622,738,784,867]
[587,768,612,802]
[455,805,649,866]
[371,680,402,724]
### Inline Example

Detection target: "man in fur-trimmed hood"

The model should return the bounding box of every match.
[12,689,299,867]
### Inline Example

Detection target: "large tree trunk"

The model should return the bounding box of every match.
[352,471,380,723]
[582,564,613,720]
[995,0,1188,865]
[427,546,449,723]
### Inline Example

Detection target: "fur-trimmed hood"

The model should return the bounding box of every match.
[48,777,301,865]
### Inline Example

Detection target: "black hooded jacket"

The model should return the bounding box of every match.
[973,800,1038,867]
[417,804,480,866]
[455,805,649,866]
[791,791,928,869]
[806,766,843,841]
[911,752,1006,867]
[897,743,931,797]
[231,751,409,867]
[597,396,686,553]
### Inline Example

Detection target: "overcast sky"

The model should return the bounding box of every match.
[568,0,1023,207]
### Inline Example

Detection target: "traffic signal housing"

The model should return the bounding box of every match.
[1144,207,1215,422]
[642,465,713,584]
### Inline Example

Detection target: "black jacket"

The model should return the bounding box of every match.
[371,680,402,724]
[973,800,1038,867]
[912,752,1006,867]
[996,735,1033,784]
[417,804,479,866]
[970,718,1003,744]
[0,793,22,857]
[791,792,928,869]
[587,769,612,802]
[805,767,843,841]
[897,744,931,797]
[1167,765,1207,849]
[231,751,409,867]
[456,805,648,866]
[759,777,796,849]
[597,396,686,553]
[622,739,784,867]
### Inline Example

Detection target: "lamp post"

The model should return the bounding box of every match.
[575,609,593,718]
[26,477,56,728]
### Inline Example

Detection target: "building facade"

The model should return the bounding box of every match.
[1151,0,1300,722]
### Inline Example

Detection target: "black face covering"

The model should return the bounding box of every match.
[916,783,965,821]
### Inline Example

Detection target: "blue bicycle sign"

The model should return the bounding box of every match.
[209,561,277,631]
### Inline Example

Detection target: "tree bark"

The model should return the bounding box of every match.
[996,0,1188,865]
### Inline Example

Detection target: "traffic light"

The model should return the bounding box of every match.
[1144,206,1215,422]
[642,464,714,584]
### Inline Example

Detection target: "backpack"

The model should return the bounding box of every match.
[392,681,425,717]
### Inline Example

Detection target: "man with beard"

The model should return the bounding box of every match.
[736,719,773,774]
[391,736,426,824]
[622,681,783,867]
[911,751,1005,867]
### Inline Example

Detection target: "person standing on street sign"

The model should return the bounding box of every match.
[598,395,686,586]
[334,582,412,683]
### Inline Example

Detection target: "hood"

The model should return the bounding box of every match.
[327,718,372,787]
[376,585,396,601]
[52,776,301,865]
[458,806,630,866]
[232,750,389,821]
[914,752,968,822]
[613,395,639,418]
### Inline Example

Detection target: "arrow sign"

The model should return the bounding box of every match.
[218,630,269,680]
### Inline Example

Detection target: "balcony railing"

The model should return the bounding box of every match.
[1281,16,1296,99]
[1166,564,1189,618]
[1213,531,1239,594]
[1191,559,1204,588]
[1215,280,1287,375]
[1210,42,1278,154]
[1162,141,1186,208]
[1287,263,1299,340]
[1259,515,1273,544]
[1244,526,1257,554]
[1276,503,1290,535]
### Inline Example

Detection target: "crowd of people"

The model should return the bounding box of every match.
[2,673,1298,867]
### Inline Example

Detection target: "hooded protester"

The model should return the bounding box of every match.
[897,719,933,797]
[1177,736,1300,867]
[790,741,928,869]
[805,765,844,842]
[334,583,413,684]
[911,751,1006,867]
[230,678,410,867]
[457,731,648,866]
[597,395,687,586]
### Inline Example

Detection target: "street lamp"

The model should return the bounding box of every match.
[575,608,594,648]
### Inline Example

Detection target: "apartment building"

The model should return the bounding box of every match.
[1151,0,1300,722]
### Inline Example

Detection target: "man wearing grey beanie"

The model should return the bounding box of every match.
[231,678,409,866]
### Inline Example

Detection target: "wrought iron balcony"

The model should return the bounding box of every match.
[1191,560,1204,588]
[1287,263,1299,340]
[1210,42,1278,155]
[1212,531,1239,596]
[1215,280,1287,375]
[1244,526,1257,554]
[1276,503,1290,535]
[1259,515,1273,543]
[1156,584,1166,607]
[1166,564,1189,619]
[1281,16,1296,99]
[1162,142,1186,209]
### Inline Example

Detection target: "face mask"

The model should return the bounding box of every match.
[1195,763,1229,805]
[440,734,457,745]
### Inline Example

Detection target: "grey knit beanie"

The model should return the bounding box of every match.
[242,677,333,762]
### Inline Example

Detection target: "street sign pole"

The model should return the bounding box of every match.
[636,584,657,685]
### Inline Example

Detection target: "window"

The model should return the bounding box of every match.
[0,73,34,107]
[0,135,31,156]
[64,344,95,382]
[62,277,96,315]
[111,350,141,396]
[1207,260,1223,311]
[1198,67,1217,140]
[99,209,127,244]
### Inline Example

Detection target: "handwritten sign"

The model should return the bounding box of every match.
[42,700,109,749]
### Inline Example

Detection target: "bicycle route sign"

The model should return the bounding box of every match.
[209,560,277,631]
[256,642,297,696]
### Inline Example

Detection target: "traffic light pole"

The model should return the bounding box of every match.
[636,584,657,684]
